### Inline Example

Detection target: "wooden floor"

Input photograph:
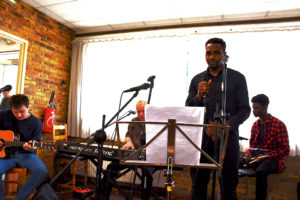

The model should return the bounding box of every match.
[53,181,168,200]
[57,188,165,200]
[59,190,142,200]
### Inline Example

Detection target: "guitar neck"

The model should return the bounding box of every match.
[4,141,31,148]
[4,140,41,148]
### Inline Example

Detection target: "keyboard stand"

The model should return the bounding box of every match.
[88,159,140,200]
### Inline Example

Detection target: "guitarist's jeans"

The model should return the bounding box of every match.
[0,150,48,200]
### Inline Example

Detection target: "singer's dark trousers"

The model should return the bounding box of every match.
[100,160,154,200]
[254,158,278,200]
[190,133,240,200]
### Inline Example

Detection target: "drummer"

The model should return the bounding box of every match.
[244,94,289,200]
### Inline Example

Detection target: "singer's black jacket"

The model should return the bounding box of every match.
[185,67,250,133]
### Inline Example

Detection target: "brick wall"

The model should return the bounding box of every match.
[0,0,75,123]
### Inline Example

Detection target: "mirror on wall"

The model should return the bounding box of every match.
[0,30,28,97]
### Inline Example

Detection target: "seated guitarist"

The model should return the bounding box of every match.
[100,100,154,200]
[0,94,47,200]
[244,94,290,200]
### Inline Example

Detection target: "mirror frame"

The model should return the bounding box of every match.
[0,30,28,94]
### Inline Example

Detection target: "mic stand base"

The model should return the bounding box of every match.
[164,157,174,200]
[95,116,107,200]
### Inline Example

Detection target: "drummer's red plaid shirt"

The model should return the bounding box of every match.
[248,114,290,173]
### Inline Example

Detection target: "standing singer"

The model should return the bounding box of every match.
[186,37,250,200]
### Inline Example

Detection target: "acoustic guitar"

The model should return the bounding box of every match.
[0,130,57,158]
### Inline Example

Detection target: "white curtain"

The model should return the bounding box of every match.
[68,23,300,156]
[78,36,189,140]
[67,41,87,137]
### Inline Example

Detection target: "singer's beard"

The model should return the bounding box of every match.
[209,63,222,72]
[210,64,218,70]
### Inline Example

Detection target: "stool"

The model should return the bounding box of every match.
[238,168,256,200]
[3,168,29,199]
[52,124,88,190]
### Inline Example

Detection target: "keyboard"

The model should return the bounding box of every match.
[56,141,145,161]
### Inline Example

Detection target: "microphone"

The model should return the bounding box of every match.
[0,85,12,93]
[123,83,150,93]
[239,136,248,141]
[202,74,209,99]
[147,75,155,82]
[223,55,229,65]
[129,110,136,115]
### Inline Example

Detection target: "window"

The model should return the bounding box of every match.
[74,22,300,155]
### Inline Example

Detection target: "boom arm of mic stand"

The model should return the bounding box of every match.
[50,139,94,185]
[147,81,154,104]
[77,113,130,144]
[105,91,139,130]
[52,91,139,180]
[93,91,139,199]
[77,91,139,144]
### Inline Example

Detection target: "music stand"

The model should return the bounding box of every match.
[115,119,230,199]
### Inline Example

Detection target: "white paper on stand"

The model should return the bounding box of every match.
[145,106,204,166]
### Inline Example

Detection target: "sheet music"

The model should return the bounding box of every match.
[145,106,204,165]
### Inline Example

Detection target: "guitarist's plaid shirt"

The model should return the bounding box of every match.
[248,114,290,173]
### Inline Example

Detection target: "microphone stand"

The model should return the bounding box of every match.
[218,63,229,198]
[50,139,95,185]
[211,102,221,200]
[94,91,140,199]
[95,115,106,200]
[211,61,228,200]
[139,76,155,200]
[51,91,140,200]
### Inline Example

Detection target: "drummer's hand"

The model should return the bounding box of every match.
[244,152,252,162]
[255,154,270,163]
[0,140,3,147]
[122,142,135,150]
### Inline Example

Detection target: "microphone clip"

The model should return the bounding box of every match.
[147,75,155,88]
[94,129,107,144]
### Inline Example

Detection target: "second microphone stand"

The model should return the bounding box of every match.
[211,63,229,200]
[51,90,140,200]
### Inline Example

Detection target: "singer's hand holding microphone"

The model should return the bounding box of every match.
[197,79,212,101]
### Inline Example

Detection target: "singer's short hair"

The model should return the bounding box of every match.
[251,94,269,107]
[10,94,29,109]
[205,38,226,52]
